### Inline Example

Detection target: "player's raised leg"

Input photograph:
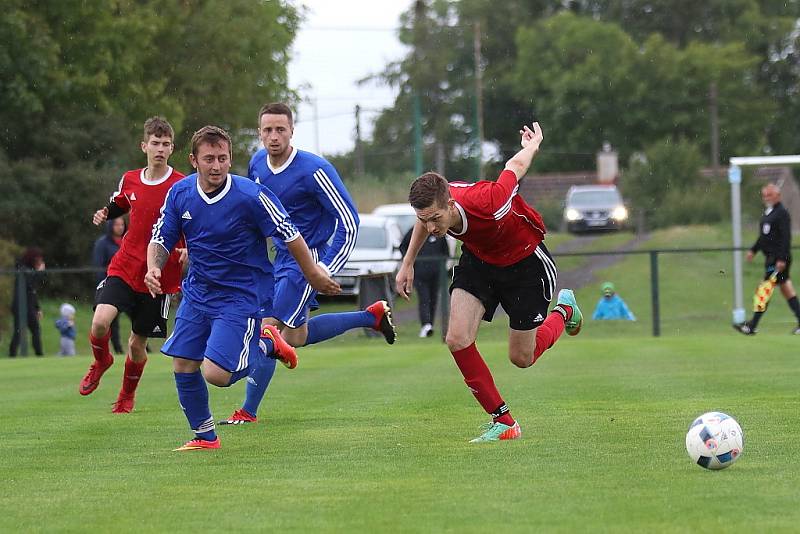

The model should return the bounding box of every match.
[80,302,117,395]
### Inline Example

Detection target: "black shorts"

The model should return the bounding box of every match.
[450,244,557,331]
[95,276,171,338]
[764,256,792,284]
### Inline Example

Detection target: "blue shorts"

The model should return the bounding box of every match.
[272,249,324,328]
[161,299,260,373]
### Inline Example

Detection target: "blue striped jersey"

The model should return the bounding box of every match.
[248,147,359,274]
[151,173,299,316]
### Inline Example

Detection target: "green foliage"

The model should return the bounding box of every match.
[0,238,23,337]
[622,138,727,229]
[0,0,299,271]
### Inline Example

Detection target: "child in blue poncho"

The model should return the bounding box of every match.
[592,282,636,321]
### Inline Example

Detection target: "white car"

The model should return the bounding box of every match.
[333,214,403,296]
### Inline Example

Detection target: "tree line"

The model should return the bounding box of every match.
[331,0,800,226]
[0,0,300,271]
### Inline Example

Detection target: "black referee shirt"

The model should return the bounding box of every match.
[751,201,792,261]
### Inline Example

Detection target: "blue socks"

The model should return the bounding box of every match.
[242,350,277,417]
[305,311,374,346]
[174,370,216,441]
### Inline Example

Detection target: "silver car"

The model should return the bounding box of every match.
[563,185,628,233]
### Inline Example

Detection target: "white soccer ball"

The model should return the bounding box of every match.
[685,412,744,470]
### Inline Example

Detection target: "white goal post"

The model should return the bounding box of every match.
[729,155,800,324]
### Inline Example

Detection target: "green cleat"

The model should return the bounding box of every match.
[556,288,583,336]
[469,421,521,443]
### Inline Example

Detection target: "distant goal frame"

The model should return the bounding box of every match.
[728,155,800,324]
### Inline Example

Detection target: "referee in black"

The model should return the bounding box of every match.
[735,183,800,335]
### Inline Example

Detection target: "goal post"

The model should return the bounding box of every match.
[728,155,800,324]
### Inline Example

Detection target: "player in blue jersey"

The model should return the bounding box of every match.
[145,125,340,451]
[218,102,396,425]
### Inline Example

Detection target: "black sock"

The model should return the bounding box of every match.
[788,296,800,322]
[750,311,765,329]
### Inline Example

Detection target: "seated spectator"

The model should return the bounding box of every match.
[55,303,77,356]
[592,282,636,321]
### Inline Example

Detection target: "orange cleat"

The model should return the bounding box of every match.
[111,393,135,414]
[261,324,298,369]
[79,357,114,396]
[173,437,221,451]
[366,300,396,344]
[218,408,257,425]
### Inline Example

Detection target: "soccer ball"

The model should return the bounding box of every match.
[685,412,744,470]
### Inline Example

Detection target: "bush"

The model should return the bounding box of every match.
[622,138,721,229]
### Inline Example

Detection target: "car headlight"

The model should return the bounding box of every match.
[611,206,628,221]
[565,208,581,221]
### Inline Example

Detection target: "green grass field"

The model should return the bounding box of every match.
[2,334,799,532]
[2,224,799,531]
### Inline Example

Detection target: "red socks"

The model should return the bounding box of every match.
[451,343,514,425]
[532,311,567,362]
[121,356,147,396]
[89,331,113,364]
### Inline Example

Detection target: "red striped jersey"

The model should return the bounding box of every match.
[448,169,546,267]
[106,166,186,294]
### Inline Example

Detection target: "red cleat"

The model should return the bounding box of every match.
[366,300,396,344]
[218,408,257,425]
[261,324,298,369]
[111,393,135,414]
[173,437,221,451]
[79,357,114,396]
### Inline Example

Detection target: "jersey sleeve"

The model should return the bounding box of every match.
[310,162,359,274]
[457,170,520,220]
[776,210,791,260]
[150,185,182,253]
[254,185,300,242]
[108,175,131,212]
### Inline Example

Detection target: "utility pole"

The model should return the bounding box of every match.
[710,81,720,179]
[473,19,484,181]
[354,104,365,177]
[413,0,425,175]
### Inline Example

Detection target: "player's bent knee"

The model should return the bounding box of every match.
[90,320,110,337]
[445,332,473,352]
[509,351,534,368]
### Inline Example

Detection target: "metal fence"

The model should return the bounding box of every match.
[3,244,798,354]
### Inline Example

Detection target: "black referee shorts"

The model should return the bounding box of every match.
[450,243,557,331]
[95,276,171,338]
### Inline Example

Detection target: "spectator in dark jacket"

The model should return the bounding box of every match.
[400,227,450,337]
[9,247,46,357]
[92,218,127,353]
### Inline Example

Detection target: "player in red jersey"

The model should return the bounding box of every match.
[79,117,186,413]
[396,121,583,443]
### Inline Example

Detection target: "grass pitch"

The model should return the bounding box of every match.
[2,332,799,532]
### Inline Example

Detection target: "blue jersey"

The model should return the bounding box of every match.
[248,147,359,274]
[151,173,299,316]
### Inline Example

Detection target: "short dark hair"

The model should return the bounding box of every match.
[143,116,174,142]
[20,247,43,268]
[258,102,293,125]
[409,172,450,210]
[190,125,232,157]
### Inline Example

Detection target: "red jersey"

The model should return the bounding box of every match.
[448,169,546,267]
[106,166,185,294]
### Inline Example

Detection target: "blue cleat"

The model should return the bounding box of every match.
[556,289,582,336]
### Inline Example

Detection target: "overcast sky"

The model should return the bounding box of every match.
[287,0,412,156]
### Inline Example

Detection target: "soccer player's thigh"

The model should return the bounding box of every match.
[447,290,486,350]
[93,276,133,332]
[273,267,317,342]
[205,314,261,380]
[499,259,551,365]
[161,300,212,372]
